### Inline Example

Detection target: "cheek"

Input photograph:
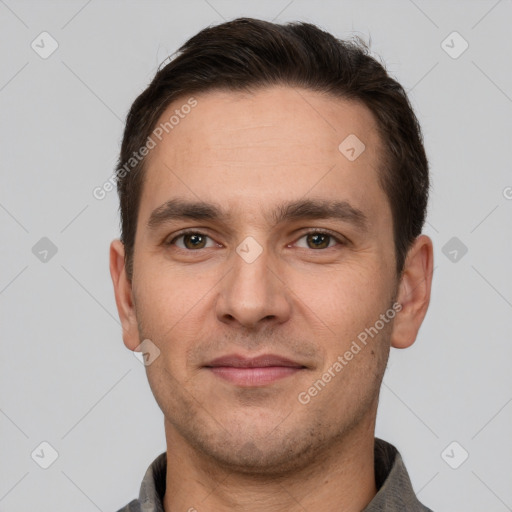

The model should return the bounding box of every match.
[290,260,392,337]
[136,262,207,320]
[133,268,209,362]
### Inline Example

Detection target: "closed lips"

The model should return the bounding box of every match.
[204,354,306,368]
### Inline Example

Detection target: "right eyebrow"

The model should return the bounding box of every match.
[147,199,229,232]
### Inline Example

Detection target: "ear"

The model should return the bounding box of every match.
[109,239,140,351]
[391,234,434,349]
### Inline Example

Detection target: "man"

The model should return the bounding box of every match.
[110,17,434,511]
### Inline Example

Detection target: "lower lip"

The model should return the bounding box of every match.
[207,366,303,386]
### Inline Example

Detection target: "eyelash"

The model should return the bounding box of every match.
[165,229,346,250]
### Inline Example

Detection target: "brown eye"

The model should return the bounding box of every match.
[167,231,215,250]
[306,233,331,249]
[182,233,207,249]
[295,231,341,250]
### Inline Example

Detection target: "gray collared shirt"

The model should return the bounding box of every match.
[116,438,433,511]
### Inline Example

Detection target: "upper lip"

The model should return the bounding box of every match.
[205,354,306,368]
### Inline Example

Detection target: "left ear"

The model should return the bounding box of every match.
[391,234,434,349]
[109,239,140,351]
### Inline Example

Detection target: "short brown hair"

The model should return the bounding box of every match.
[116,17,429,280]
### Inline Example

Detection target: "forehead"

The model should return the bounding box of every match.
[139,86,388,227]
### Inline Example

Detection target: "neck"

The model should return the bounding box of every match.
[163,418,377,512]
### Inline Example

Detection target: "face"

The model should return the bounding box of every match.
[115,86,405,474]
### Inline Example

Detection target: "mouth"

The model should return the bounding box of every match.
[204,354,307,387]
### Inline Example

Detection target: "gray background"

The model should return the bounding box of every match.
[1,0,511,510]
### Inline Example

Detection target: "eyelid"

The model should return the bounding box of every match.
[292,228,347,248]
[165,228,219,247]
[165,228,347,249]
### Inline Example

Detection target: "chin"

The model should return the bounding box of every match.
[187,418,332,477]
[206,438,317,476]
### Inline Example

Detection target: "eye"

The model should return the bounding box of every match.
[165,229,345,251]
[294,230,343,250]
[166,231,217,250]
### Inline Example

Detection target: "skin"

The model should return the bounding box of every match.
[110,86,433,512]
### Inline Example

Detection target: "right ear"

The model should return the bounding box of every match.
[109,239,140,350]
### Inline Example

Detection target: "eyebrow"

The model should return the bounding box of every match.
[147,198,369,233]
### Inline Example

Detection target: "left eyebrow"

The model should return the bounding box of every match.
[270,198,369,233]
[146,197,369,233]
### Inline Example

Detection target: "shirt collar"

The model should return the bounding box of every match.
[123,438,432,511]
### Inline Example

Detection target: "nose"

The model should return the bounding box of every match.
[215,239,292,330]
